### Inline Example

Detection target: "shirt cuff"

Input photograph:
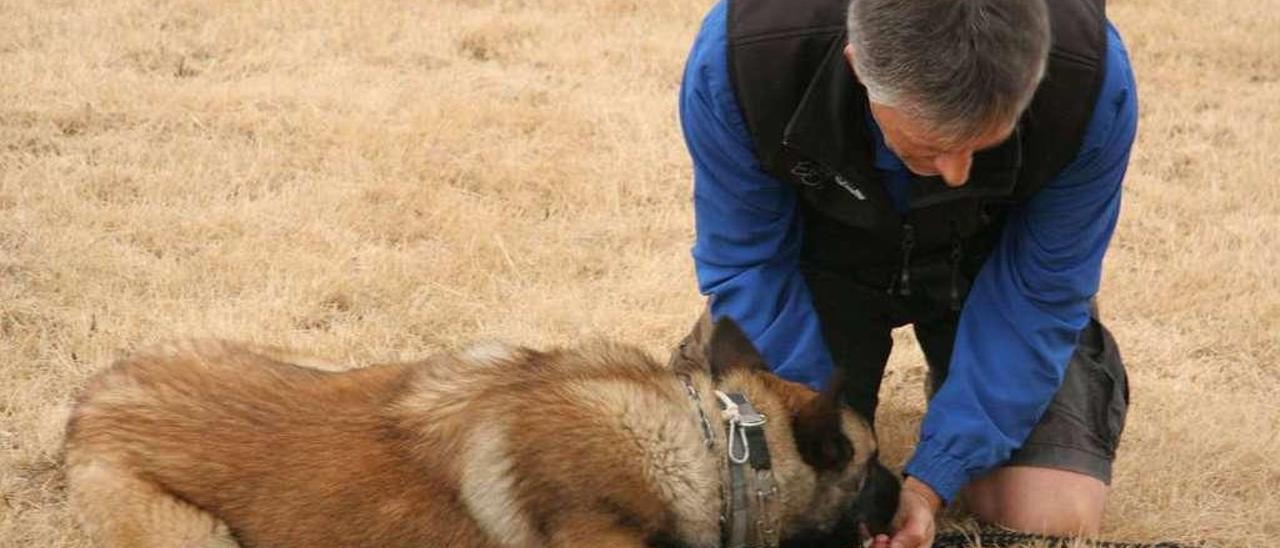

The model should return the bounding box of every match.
[903,438,972,504]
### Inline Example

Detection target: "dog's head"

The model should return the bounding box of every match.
[669,314,900,544]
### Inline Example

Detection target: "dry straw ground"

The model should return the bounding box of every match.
[0,0,1276,545]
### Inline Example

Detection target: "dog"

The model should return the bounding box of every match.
[64,318,898,547]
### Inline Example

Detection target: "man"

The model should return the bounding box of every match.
[678,0,1137,546]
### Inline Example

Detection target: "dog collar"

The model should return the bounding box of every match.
[713,390,780,548]
[677,375,782,548]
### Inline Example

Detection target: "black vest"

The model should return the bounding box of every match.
[727,0,1107,310]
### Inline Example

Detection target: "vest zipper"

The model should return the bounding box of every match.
[889,222,915,297]
[948,220,964,312]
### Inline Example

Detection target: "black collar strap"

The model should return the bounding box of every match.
[714,390,780,548]
[676,375,782,548]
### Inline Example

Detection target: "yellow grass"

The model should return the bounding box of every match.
[1,0,1276,545]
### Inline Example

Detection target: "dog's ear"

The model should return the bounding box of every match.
[706,317,768,380]
[667,308,715,374]
[791,369,854,472]
[688,307,715,349]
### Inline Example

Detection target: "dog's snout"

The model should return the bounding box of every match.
[855,459,900,537]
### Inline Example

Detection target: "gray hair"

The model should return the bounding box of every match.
[847,0,1051,143]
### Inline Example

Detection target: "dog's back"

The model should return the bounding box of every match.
[65,339,724,548]
[64,328,893,548]
[65,340,503,547]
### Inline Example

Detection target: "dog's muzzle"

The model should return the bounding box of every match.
[854,459,900,537]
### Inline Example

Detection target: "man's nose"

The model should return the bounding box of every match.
[935,152,973,187]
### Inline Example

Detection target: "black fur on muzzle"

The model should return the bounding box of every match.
[779,457,901,547]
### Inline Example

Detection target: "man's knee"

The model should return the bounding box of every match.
[961,466,1108,536]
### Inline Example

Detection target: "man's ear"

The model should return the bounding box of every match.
[791,369,854,472]
[843,43,857,71]
[706,317,768,380]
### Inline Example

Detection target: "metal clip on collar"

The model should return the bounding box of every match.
[714,390,779,548]
[715,390,766,465]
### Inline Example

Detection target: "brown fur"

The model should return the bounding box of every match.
[65,329,879,548]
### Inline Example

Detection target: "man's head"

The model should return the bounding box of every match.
[845,0,1050,186]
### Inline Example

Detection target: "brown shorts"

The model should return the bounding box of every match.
[1002,317,1129,483]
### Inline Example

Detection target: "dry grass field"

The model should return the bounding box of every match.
[1,0,1277,545]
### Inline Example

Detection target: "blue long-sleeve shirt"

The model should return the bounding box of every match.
[679,1,1138,502]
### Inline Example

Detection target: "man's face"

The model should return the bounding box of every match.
[867,102,1013,187]
[845,45,1015,187]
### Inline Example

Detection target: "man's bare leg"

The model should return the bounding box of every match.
[962,465,1108,536]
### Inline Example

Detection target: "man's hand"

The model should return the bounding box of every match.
[868,476,942,548]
